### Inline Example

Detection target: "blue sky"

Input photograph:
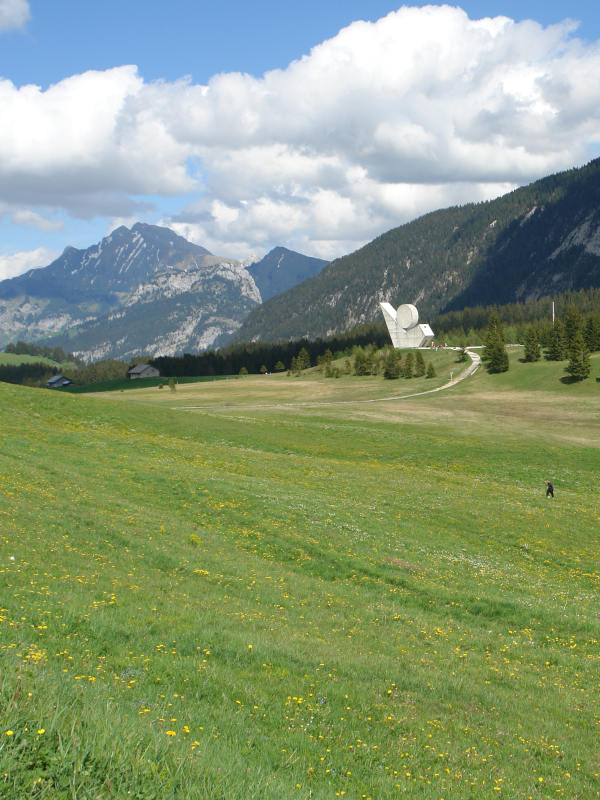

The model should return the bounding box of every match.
[1,0,600,277]
[5,1,600,86]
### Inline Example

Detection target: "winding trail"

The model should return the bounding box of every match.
[175,348,482,411]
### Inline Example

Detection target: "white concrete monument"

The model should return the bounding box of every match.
[380,302,434,349]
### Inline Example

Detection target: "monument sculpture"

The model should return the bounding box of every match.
[380,302,434,348]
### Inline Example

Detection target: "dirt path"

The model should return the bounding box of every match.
[176,348,482,411]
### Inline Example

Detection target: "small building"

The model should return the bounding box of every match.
[46,375,73,389]
[127,364,160,380]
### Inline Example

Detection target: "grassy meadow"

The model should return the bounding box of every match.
[1,349,599,799]
[0,353,78,371]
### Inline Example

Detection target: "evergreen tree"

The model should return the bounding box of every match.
[414,350,426,376]
[484,312,509,373]
[546,320,567,361]
[483,311,503,359]
[584,314,600,352]
[383,349,401,379]
[273,361,285,372]
[296,347,311,370]
[353,347,369,376]
[426,362,436,378]
[487,341,509,373]
[563,304,583,350]
[566,330,591,380]
[523,326,541,362]
[403,351,414,378]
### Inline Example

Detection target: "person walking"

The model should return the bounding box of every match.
[545,479,554,498]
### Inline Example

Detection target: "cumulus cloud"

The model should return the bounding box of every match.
[0,247,58,280]
[2,5,600,262]
[0,0,29,31]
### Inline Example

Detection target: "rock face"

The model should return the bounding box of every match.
[0,226,331,360]
[0,223,261,360]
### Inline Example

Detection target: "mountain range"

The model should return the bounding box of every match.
[0,224,327,360]
[234,158,600,342]
[3,158,600,360]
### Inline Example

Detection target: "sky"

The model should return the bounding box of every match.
[1,0,600,279]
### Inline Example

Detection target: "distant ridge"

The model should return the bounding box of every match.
[0,223,258,360]
[0,223,211,303]
[0,225,328,360]
[247,247,328,302]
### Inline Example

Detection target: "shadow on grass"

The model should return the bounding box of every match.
[560,375,587,384]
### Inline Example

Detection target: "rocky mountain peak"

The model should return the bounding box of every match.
[0,223,328,359]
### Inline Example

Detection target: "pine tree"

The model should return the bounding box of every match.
[566,329,591,380]
[296,347,311,370]
[584,314,600,352]
[563,304,583,351]
[523,326,540,362]
[546,320,567,360]
[484,312,509,373]
[383,349,401,379]
[426,362,436,378]
[483,312,503,359]
[353,347,369,376]
[403,351,414,378]
[414,350,426,376]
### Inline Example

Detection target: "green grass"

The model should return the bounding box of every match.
[1,352,599,798]
[63,374,234,394]
[0,353,77,370]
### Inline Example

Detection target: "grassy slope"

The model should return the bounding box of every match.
[1,350,599,799]
[0,353,75,368]
[64,374,233,394]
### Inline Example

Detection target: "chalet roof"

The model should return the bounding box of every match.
[46,375,73,388]
[128,364,153,374]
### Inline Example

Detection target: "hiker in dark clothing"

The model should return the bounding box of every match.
[546,480,554,498]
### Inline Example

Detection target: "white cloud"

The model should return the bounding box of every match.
[0,247,58,280]
[2,5,600,263]
[11,209,64,232]
[0,0,29,31]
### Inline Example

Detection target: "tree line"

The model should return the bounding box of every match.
[150,323,390,377]
[483,302,597,380]
[3,289,599,387]
[279,343,438,381]
[433,286,600,345]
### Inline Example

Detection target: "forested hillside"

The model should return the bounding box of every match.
[235,159,600,342]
